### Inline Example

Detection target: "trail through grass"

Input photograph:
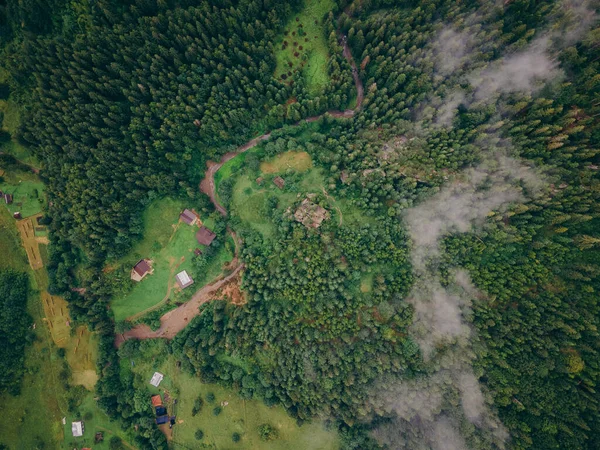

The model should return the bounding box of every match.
[274,0,335,95]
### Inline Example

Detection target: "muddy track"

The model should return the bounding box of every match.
[115,37,363,347]
[200,37,363,216]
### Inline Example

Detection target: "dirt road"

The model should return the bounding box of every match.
[117,36,364,345]
[115,264,244,345]
[200,36,363,216]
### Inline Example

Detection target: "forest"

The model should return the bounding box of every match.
[0,0,599,449]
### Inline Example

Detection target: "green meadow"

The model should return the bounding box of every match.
[120,340,340,450]
[274,0,334,95]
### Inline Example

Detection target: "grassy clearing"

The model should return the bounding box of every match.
[110,197,230,321]
[274,0,334,95]
[122,341,339,450]
[260,150,313,174]
[0,179,45,218]
[232,176,277,238]
[0,207,28,271]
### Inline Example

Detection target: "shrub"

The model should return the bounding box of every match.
[257,423,278,441]
[191,396,204,416]
[206,392,215,403]
[195,429,204,440]
[232,432,241,442]
[212,406,222,416]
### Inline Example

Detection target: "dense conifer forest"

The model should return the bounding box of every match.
[1,0,599,449]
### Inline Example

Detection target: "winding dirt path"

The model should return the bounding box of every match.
[116,37,363,346]
[200,37,363,216]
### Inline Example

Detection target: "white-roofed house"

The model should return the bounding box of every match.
[150,371,164,387]
[176,270,194,289]
[71,420,84,437]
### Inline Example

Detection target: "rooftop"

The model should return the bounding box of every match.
[180,208,197,225]
[176,270,194,289]
[196,226,216,246]
[72,421,84,437]
[149,371,164,387]
[133,259,151,277]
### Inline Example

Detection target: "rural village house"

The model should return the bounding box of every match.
[273,176,285,189]
[131,259,153,282]
[196,226,216,246]
[179,208,198,225]
[176,270,194,289]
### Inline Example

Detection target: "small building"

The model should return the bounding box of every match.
[71,421,84,437]
[151,394,162,407]
[176,270,194,289]
[13,212,22,220]
[294,199,330,229]
[156,415,170,425]
[4,193,12,204]
[156,406,168,416]
[131,259,153,282]
[273,176,285,189]
[149,371,164,387]
[179,209,198,226]
[194,248,202,256]
[196,226,216,246]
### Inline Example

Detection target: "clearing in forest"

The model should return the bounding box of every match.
[0,179,45,218]
[260,150,313,174]
[274,0,334,94]
[121,342,339,449]
[110,197,233,321]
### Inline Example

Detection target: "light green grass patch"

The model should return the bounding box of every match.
[111,221,198,321]
[123,342,339,450]
[260,150,313,174]
[62,393,136,450]
[274,0,334,95]
[0,179,45,217]
[0,207,29,271]
[232,176,276,238]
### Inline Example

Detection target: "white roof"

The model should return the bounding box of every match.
[176,270,193,288]
[150,371,164,387]
[71,421,84,437]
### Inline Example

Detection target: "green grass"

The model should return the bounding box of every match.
[111,221,199,321]
[232,176,276,238]
[61,393,135,450]
[0,179,45,218]
[0,207,28,271]
[274,0,334,95]
[110,197,231,321]
[122,341,339,450]
[0,139,41,168]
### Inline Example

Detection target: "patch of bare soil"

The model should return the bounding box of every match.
[214,273,246,305]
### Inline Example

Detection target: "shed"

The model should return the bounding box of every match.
[151,394,162,407]
[196,226,216,246]
[149,372,164,387]
[179,209,198,226]
[4,193,12,204]
[156,406,168,416]
[273,176,285,189]
[156,415,170,425]
[71,421,84,437]
[131,259,152,282]
[13,212,22,220]
[176,270,194,289]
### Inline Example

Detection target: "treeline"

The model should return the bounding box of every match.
[0,271,32,395]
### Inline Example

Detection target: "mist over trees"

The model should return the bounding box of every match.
[1,0,599,449]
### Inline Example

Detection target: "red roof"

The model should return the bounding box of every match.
[151,394,162,407]
[196,226,216,246]
[133,260,151,277]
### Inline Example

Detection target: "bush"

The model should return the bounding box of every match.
[206,392,215,403]
[109,436,124,450]
[57,348,66,358]
[232,432,241,442]
[257,423,278,441]
[191,396,204,416]
[195,429,204,440]
[212,406,222,416]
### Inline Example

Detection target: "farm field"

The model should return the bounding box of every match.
[120,340,340,450]
[274,0,334,94]
[110,197,231,322]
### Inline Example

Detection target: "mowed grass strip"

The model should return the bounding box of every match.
[121,341,339,450]
[274,0,334,95]
[260,150,313,174]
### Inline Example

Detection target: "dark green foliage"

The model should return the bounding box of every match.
[194,429,204,440]
[0,271,32,395]
[205,392,215,403]
[191,396,204,416]
[212,406,222,416]
[109,436,124,450]
[257,423,278,441]
[232,432,241,442]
